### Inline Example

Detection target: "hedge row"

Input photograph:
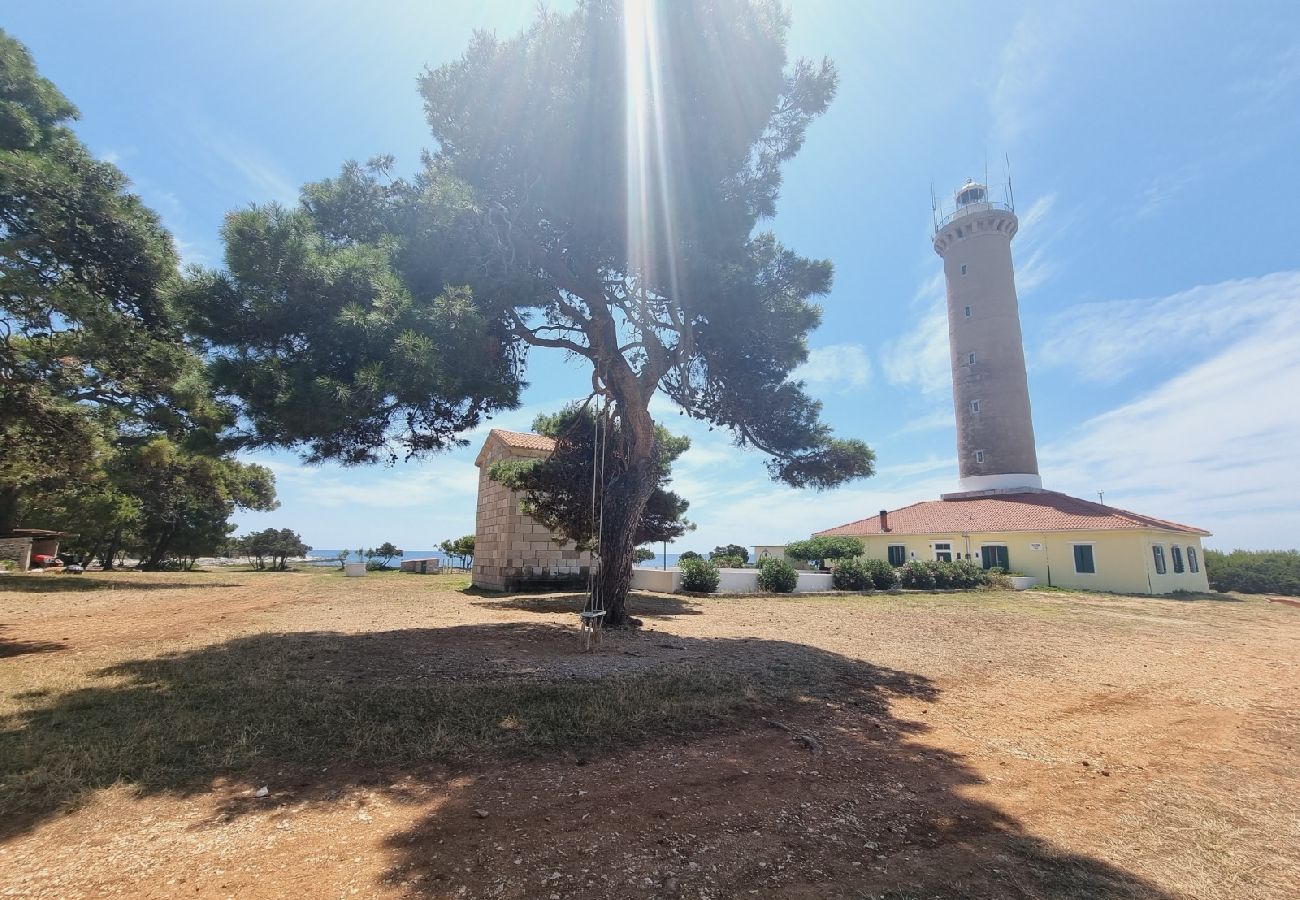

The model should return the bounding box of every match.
[677,556,1008,594]
[1205,549,1300,595]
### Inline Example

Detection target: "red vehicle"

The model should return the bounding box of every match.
[31,554,63,568]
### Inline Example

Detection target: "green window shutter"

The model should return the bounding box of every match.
[1074,545,1095,574]
[981,546,1008,570]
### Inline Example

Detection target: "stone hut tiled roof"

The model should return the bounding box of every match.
[815,491,1210,537]
[474,429,556,465]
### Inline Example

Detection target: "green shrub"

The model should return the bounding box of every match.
[860,557,897,590]
[951,559,989,588]
[1204,549,1300,595]
[677,550,703,562]
[831,558,871,591]
[757,556,798,593]
[898,560,936,589]
[679,557,720,593]
[896,559,991,590]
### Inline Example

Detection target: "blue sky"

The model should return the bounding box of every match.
[10,1,1300,553]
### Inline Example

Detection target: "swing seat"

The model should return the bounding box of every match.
[579,608,605,651]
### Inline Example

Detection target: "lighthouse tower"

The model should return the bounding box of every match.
[933,179,1042,493]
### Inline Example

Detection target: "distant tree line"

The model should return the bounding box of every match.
[229,528,310,571]
[439,535,475,570]
[1205,549,1300,596]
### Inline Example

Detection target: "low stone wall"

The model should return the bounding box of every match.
[0,537,32,572]
[630,567,835,594]
[400,558,441,574]
[630,567,680,592]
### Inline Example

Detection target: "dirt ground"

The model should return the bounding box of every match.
[1,569,1297,899]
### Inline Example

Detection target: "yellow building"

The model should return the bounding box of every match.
[815,490,1210,595]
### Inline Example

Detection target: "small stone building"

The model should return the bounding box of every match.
[0,529,68,572]
[472,429,591,592]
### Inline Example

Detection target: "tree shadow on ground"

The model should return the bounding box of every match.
[472,591,703,618]
[0,626,65,658]
[1,624,1173,898]
[0,577,242,594]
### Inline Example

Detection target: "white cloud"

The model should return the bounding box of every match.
[1231,41,1300,115]
[1129,162,1205,221]
[881,292,949,397]
[990,10,1079,145]
[885,406,954,438]
[183,111,299,205]
[794,343,872,391]
[1040,282,1300,549]
[1035,271,1300,384]
[1011,192,1060,297]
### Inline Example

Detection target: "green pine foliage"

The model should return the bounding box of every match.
[0,31,227,532]
[178,2,875,624]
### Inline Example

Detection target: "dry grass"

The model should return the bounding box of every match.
[1,568,1298,899]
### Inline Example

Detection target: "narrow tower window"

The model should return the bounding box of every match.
[968,352,976,365]
[975,450,985,463]
[960,264,968,275]
[971,400,980,413]
[964,305,972,318]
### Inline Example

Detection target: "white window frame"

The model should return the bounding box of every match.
[975,450,985,463]
[1071,541,1097,575]
[932,541,953,562]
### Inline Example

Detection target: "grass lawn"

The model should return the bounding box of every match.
[1,568,1297,898]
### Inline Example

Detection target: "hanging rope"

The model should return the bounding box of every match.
[580,393,609,650]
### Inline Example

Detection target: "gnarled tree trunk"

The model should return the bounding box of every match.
[592,382,661,627]
[594,447,660,626]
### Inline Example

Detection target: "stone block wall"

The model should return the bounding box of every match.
[472,435,590,592]
[0,537,32,572]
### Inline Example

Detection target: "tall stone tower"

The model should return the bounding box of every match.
[933,179,1042,493]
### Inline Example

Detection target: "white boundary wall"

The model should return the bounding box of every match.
[630,567,834,594]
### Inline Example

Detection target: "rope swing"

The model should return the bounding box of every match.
[580,393,609,651]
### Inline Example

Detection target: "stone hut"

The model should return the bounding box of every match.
[472,429,591,592]
[0,528,68,572]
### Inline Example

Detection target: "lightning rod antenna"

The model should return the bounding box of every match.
[1005,153,1015,211]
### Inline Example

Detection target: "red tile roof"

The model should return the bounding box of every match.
[488,429,556,452]
[815,490,1210,537]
